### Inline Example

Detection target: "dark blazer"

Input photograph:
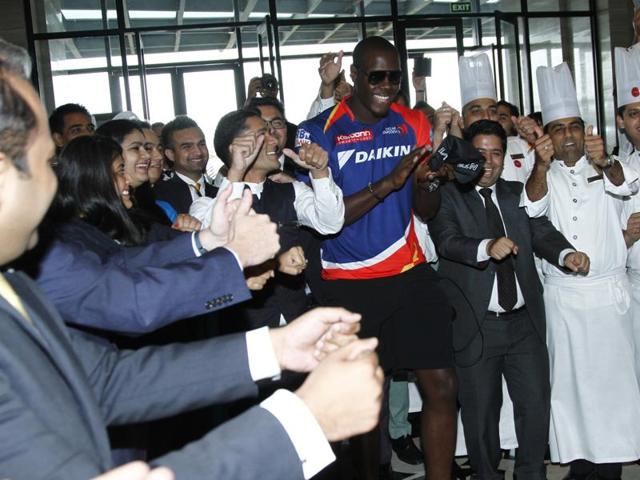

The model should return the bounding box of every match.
[25,219,250,334]
[428,179,573,361]
[153,174,218,215]
[0,271,302,479]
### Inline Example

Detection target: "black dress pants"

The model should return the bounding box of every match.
[457,308,550,480]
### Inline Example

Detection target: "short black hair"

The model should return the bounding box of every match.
[151,121,164,129]
[0,67,37,173]
[618,105,627,118]
[464,119,507,153]
[161,115,200,149]
[353,36,398,69]
[497,100,520,118]
[49,103,91,135]
[95,119,143,146]
[528,111,543,127]
[135,120,152,130]
[214,108,262,167]
[246,97,286,118]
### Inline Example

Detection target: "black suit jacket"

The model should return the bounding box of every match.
[0,271,302,479]
[153,174,218,215]
[428,179,574,362]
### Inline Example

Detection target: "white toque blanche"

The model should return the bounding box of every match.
[536,62,581,126]
[615,46,640,108]
[458,53,497,108]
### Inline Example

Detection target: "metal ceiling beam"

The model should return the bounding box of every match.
[174,0,186,51]
[44,0,83,59]
[224,0,259,49]
[279,0,324,46]
[376,0,431,36]
[121,0,136,55]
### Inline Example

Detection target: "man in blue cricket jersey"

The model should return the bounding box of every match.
[297,36,456,480]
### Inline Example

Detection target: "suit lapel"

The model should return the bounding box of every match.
[5,272,113,463]
[461,185,489,236]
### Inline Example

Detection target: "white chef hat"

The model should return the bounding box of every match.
[536,62,581,126]
[458,53,497,108]
[615,46,640,108]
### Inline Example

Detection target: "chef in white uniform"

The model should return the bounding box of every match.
[522,62,640,480]
[456,53,535,185]
[616,45,640,386]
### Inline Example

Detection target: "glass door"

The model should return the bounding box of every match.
[495,14,524,114]
[395,19,465,110]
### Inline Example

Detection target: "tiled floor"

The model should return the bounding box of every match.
[391,444,640,479]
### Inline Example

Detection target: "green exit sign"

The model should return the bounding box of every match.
[450,2,472,13]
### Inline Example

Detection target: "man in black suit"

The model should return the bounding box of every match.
[0,59,385,479]
[428,120,590,480]
[154,116,217,214]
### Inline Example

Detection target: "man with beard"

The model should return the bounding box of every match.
[154,116,217,214]
[523,62,640,480]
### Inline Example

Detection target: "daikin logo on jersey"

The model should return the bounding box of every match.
[337,144,413,169]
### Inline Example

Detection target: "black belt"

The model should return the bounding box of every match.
[486,306,525,319]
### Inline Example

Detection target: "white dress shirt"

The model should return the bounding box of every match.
[522,155,638,278]
[620,149,640,272]
[246,327,335,478]
[307,94,337,120]
[175,171,207,203]
[189,171,345,235]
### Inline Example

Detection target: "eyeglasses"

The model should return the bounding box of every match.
[361,70,402,86]
[265,118,286,129]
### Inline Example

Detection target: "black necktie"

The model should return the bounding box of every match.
[479,188,517,311]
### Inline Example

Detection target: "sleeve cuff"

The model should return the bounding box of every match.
[220,246,243,270]
[519,190,549,218]
[477,239,492,262]
[604,161,639,196]
[191,232,203,257]
[261,389,336,479]
[245,327,282,381]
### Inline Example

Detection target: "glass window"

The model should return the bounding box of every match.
[274,0,390,19]
[183,69,239,175]
[30,0,117,34]
[35,35,123,115]
[527,0,590,12]
[529,16,596,125]
[117,73,174,122]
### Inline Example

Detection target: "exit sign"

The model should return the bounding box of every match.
[450,2,472,13]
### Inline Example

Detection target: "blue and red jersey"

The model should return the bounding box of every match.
[296,99,432,280]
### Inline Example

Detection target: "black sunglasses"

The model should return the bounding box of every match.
[363,70,403,86]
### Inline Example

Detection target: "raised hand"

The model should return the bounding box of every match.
[283,143,329,178]
[295,338,383,441]
[228,132,265,181]
[388,144,431,190]
[514,115,540,144]
[269,307,362,372]
[486,236,518,260]
[91,462,174,480]
[171,213,202,233]
[563,251,590,273]
[278,245,307,275]
[225,189,280,267]
[319,51,344,87]
[532,124,554,170]
[245,265,275,290]
[584,125,607,168]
